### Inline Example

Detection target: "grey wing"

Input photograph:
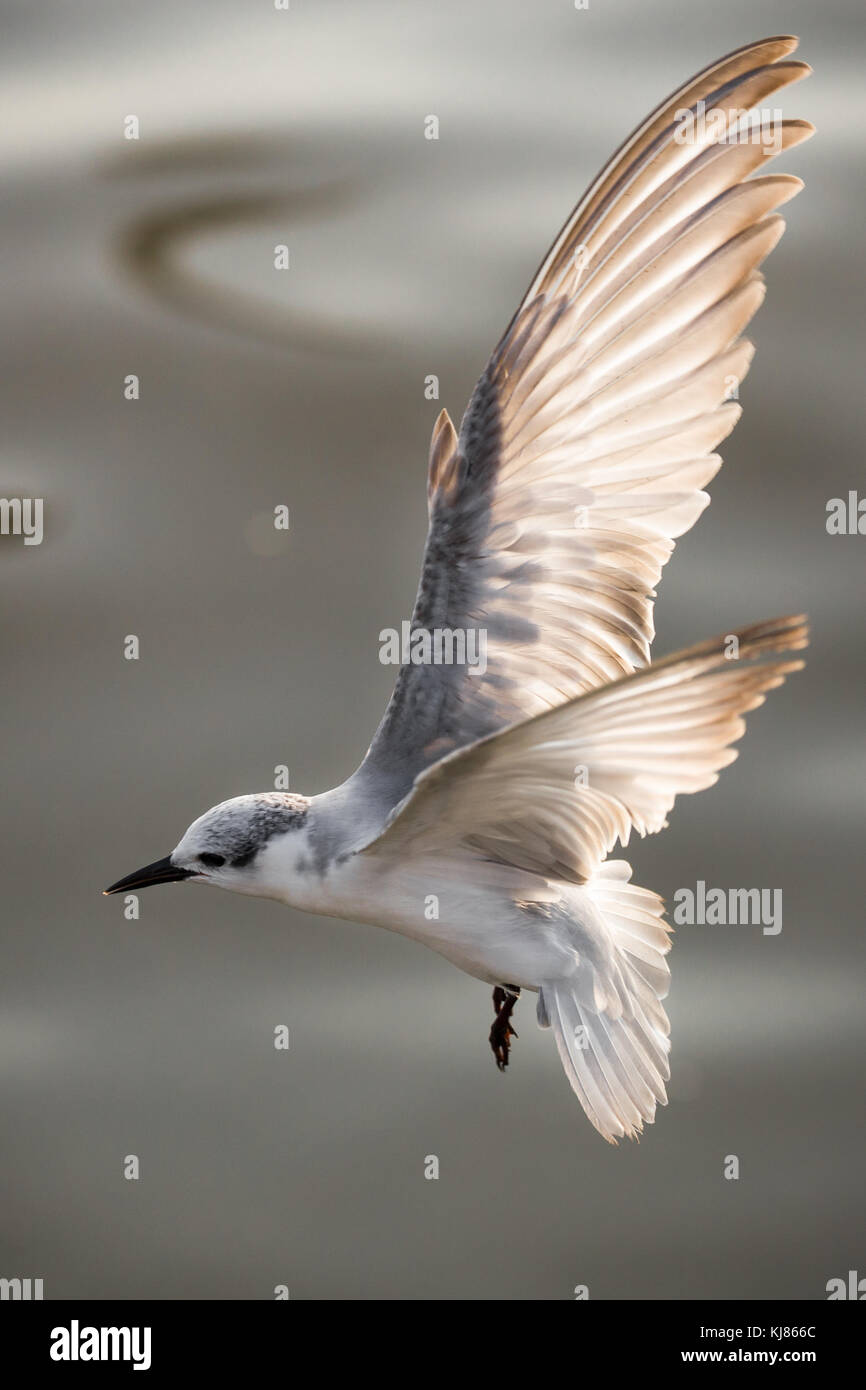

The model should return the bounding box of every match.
[358,35,812,805]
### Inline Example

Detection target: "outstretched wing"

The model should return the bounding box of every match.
[359,617,808,883]
[360,36,812,799]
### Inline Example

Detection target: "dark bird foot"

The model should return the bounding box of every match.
[489,985,520,1071]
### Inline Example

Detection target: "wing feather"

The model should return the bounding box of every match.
[360,616,808,883]
[361,39,812,797]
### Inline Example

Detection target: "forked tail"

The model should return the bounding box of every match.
[538,863,672,1143]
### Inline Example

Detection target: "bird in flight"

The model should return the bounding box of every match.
[106,37,812,1141]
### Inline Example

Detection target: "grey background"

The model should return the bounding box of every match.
[2,0,864,1299]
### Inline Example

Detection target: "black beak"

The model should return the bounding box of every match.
[103,855,195,896]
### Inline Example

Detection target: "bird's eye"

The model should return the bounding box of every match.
[199,853,225,869]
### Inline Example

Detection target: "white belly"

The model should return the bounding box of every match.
[283,848,579,989]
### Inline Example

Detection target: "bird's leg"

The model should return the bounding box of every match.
[489,985,520,1071]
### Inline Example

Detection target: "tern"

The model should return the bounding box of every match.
[107,37,812,1141]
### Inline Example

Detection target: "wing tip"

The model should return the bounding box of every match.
[426,407,459,512]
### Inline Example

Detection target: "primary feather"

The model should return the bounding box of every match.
[360,36,812,806]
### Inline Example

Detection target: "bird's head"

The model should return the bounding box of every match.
[104,792,311,902]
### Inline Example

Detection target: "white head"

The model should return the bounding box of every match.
[104,792,311,902]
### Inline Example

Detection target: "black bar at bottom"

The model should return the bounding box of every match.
[1,1299,861,1375]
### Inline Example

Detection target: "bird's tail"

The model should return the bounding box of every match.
[538,862,672,1143]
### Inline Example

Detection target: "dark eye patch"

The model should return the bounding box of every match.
[199,852,225,869]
